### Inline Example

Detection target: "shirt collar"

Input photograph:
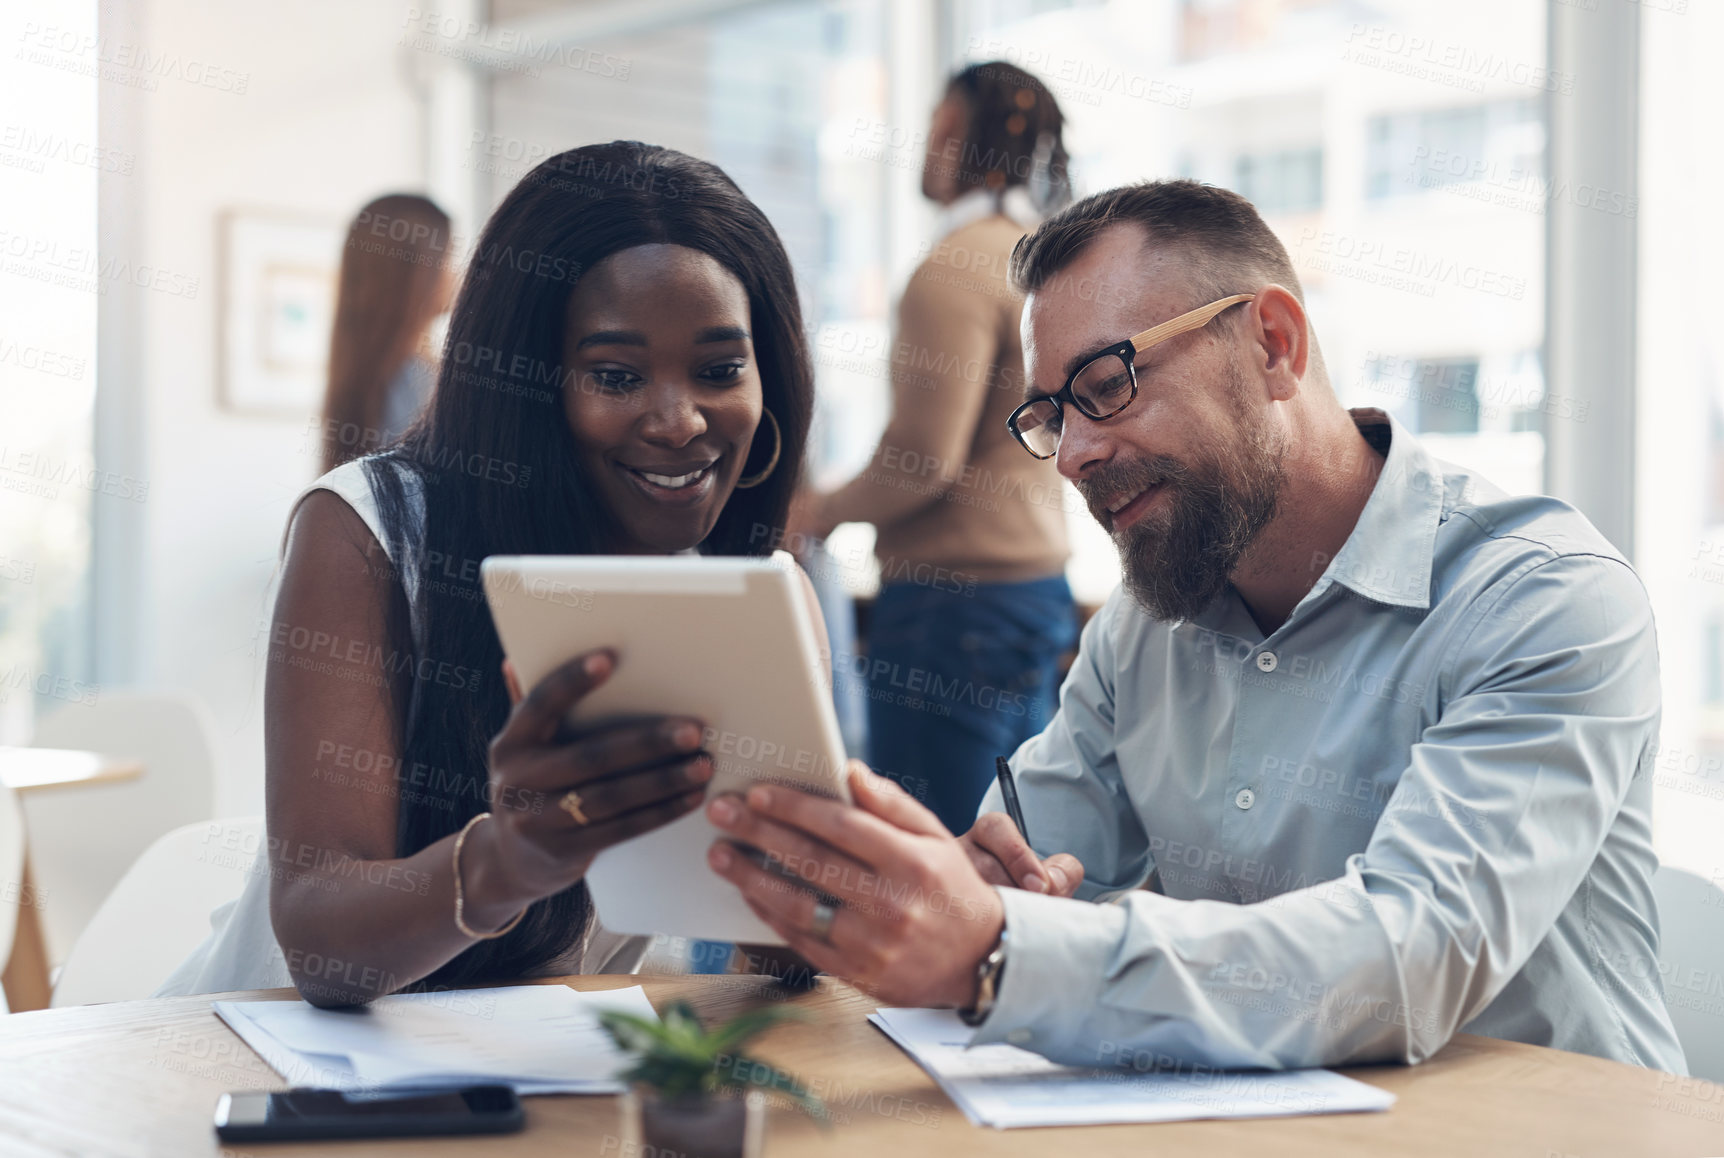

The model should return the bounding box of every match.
[1314,408,1446,611]
[938,186,1040,236]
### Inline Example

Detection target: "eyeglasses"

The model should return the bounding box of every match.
[1006,293,1256,460]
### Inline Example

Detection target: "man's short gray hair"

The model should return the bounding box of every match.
[1009,179,1305,311]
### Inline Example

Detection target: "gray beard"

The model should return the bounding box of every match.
[1082,415,1284,623]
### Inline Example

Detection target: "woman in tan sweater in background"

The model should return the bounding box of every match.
[793,62,1075,832]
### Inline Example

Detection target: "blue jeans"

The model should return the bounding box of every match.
[862,575,1077,834]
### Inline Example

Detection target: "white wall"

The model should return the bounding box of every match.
[117,0,427,814]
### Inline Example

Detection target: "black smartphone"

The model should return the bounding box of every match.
[213,1085,524,1143]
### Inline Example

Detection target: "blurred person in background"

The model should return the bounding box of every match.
[319,193,456,473]
[791,62,1076,833]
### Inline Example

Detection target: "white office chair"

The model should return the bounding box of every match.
[1653,865,1724,1082]
[0,780,25,1013]
[26,689,218,969]
[50,816,262,1007]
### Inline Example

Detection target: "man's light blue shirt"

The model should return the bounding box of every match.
[977,409,1686,1074]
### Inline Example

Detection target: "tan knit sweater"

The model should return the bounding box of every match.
[823,214,1070,585]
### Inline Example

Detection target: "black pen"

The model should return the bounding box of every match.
[994,755,1030,844]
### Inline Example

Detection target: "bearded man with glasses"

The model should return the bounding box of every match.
[706,179,1686,1076]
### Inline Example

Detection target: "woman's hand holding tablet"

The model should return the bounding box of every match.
[458,649,714,931]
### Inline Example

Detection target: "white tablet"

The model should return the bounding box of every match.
[481,553,851,945]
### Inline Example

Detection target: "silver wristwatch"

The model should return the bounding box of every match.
[959,928,1009,1027]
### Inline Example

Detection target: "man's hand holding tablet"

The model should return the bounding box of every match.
[704,765,1083,1008]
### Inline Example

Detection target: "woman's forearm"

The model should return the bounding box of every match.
[269,818,533,1006]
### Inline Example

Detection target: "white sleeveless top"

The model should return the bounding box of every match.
[154,460,647,997]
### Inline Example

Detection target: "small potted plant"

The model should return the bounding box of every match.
[600,1001,824,1158]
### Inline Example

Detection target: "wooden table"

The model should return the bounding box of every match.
[0,747,143,1012]
[2,974,1721,1156]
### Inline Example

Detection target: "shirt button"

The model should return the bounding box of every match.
[1255,651,1278,673]
[1007,1027,1033,1045]
[1235,788,1256,810]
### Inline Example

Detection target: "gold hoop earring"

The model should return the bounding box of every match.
[734,409,782,490]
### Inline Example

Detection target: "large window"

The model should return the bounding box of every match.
[0,1,99,743]
[1364,100,1541,202]
[1236,147,1323,215]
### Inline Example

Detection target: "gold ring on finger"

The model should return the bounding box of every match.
[559,789,590,825]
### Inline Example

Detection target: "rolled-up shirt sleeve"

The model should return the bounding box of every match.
[972,553,1660,1070]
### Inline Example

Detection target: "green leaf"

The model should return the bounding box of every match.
[598,1010,669,1055]
[601,1000,825,1122]
[713,1055,829,1124]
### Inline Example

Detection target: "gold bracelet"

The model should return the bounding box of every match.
[452,811,527,940]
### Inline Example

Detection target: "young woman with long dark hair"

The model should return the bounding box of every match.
[158,142,814,1003]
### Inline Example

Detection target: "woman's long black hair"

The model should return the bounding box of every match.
[364,141,812,986]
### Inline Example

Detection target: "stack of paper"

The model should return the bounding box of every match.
[870,1008,1396,1129]
[214,984,657,1095]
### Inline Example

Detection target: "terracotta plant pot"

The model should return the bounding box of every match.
[632,1088,764,1158]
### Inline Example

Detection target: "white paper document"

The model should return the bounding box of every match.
[214,984,657,1095]
[870,1008,1396,1129]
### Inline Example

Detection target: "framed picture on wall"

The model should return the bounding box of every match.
[217,210,342,414]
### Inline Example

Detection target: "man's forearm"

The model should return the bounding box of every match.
[969,874,1464,1072]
